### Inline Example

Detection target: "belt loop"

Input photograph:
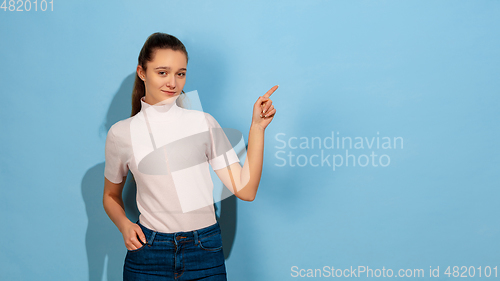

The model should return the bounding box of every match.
[193,230,198,246]
[148,231,157,246]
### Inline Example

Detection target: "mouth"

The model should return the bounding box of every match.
[161,90,177,96]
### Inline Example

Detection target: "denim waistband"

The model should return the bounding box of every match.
[136,220,220,245]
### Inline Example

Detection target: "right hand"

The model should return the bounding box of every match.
[251,85,278,131]
[121,221,147,250]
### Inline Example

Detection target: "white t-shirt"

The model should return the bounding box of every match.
[104,96,240,233]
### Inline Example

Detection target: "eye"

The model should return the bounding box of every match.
[178,72,186,77]
[158,71,166,75]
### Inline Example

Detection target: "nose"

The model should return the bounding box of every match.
[166,73,176,89]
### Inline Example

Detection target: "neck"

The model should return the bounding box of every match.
[143,95,178,107]
[138,96,182,123]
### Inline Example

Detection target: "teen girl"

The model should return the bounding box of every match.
[103,32,277,280]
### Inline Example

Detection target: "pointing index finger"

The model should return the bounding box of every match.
[263,85,279,99]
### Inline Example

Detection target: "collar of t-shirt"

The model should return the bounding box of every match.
[138,95,182,123]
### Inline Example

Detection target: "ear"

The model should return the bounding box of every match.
[136,65,145,81]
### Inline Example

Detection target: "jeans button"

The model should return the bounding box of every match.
[176,236,181,241]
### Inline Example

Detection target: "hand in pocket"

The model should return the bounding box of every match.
[122,222,147,251]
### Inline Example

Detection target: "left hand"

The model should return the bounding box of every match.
[252,85,278,130]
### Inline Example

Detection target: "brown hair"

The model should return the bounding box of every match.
[131,32,189,117]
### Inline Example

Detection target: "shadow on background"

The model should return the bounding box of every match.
[82,73,239,280]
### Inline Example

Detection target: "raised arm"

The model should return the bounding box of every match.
[214,85,278,201]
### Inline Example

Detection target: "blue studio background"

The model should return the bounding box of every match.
[1,1,499,280]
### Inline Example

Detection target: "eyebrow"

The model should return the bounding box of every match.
[154,66,187,71]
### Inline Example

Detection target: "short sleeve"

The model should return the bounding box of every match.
[204,113,240,170]
[104,128,129,184]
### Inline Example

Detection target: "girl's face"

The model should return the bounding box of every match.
[137,48,187,105]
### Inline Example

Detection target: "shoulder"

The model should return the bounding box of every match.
[108,117,134,140]
[178,107,207,117]
[179,107,217,125]
[203,112,222,129]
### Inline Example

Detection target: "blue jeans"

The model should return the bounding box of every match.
[123,221,227,280]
